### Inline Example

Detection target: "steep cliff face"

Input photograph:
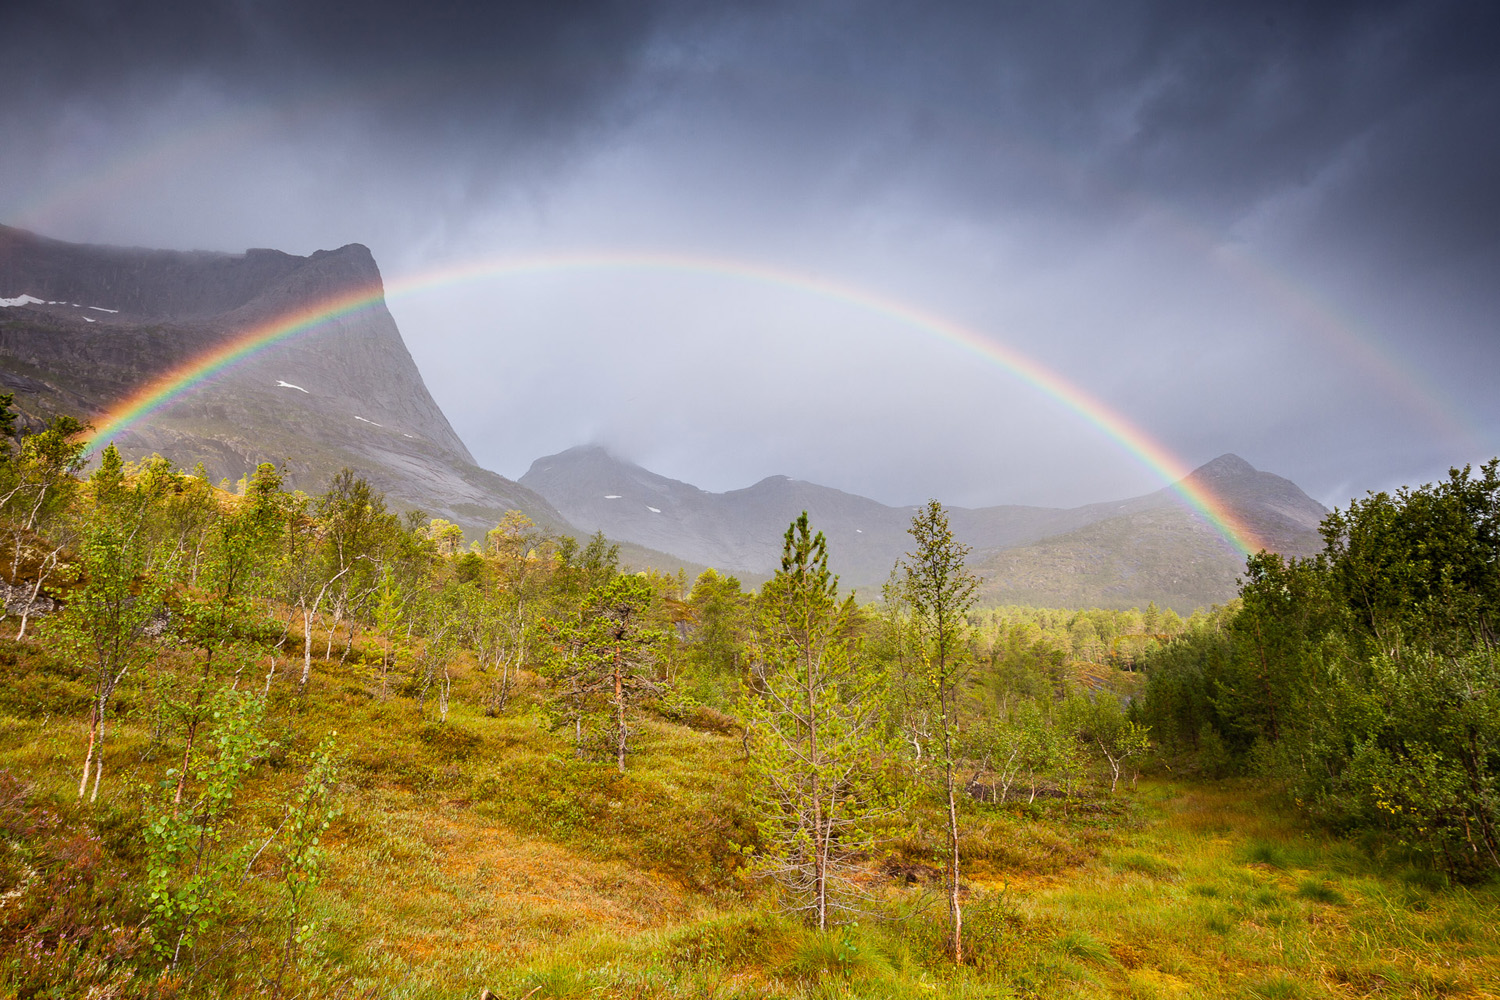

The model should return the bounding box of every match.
[0,224,559,534]
[0,224,472,460]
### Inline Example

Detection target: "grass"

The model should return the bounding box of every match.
[0,630,1497,998]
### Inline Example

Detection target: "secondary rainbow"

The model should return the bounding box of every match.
[85,252,1266,556]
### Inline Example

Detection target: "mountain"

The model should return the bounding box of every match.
[0,224,1330,608]
[967,455,1326,609]
[521,447,1328,609]
[0,224,559,534]
[521,445,910,586]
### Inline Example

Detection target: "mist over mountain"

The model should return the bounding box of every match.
[0,224,559,533]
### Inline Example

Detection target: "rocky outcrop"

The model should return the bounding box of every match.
[0,225,561,535]
[0,226,308,321]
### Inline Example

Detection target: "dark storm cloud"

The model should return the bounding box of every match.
[8,0,1495,239]
[700,0,1500,233]
[0,0,751,254]
[1109,0,1500,263]
[6,1,640,93]
[1,0,716,151]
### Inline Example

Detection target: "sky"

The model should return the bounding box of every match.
[2,0,1497,511]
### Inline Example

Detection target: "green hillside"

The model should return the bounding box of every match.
[4,635,1497,998]
[975,506,1246,613]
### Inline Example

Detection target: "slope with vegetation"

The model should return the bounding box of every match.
[1137,460,1500,882]
[0,405,1494,998]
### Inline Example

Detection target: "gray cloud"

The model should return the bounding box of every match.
[2,0,1496,510]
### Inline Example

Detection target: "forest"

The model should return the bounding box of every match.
[0,398,1496,999]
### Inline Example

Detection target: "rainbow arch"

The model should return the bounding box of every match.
[10,63,1472,459]
[84,252,1265,556]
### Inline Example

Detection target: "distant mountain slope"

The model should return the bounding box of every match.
[521,446,1328,608]
[0,224,1330,607]
[976,506,1249,612]
[0,224,559,533]
[521,446,912,588]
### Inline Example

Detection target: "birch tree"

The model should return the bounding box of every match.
[171,464,287,807]
[314,470,392,663]
[1,415,86,637]
[485,511,552,714]
[60,445,172,801]
[897,500,979,963]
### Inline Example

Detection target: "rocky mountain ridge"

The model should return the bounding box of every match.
[521,446,1328,608]
[0,224,556,532]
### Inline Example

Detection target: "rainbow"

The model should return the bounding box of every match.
[11,71,1474,464]
[86,287,391,448]
[85,252,1266,555]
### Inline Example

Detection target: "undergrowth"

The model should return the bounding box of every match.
[0,633,1495,998]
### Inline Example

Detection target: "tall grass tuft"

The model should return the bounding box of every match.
[1054,929,1117,966]
[1295,877,1345,905]
[784,924,896,983]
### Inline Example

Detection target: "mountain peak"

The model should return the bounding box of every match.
[1191,453,1257,481]
[1173,452,1327,551]
[0,226,527,525]
[525,444,636,478]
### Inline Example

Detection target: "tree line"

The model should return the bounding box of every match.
[1136,460,1500,881]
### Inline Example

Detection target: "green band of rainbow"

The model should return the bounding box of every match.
[84,252,1264,555]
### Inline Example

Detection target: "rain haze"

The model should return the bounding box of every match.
[3,0,1497,511]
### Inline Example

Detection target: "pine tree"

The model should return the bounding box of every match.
[747,512,893,929]
[553,574,664,771]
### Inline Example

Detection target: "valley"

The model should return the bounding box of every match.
[0,228,1494,1000]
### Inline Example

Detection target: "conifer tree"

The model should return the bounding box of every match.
[748,512,892,930]
[553,574,664,770]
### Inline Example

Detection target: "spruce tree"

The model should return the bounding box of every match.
[747,512,893,929]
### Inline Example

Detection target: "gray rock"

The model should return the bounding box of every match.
[0,224,565,539]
